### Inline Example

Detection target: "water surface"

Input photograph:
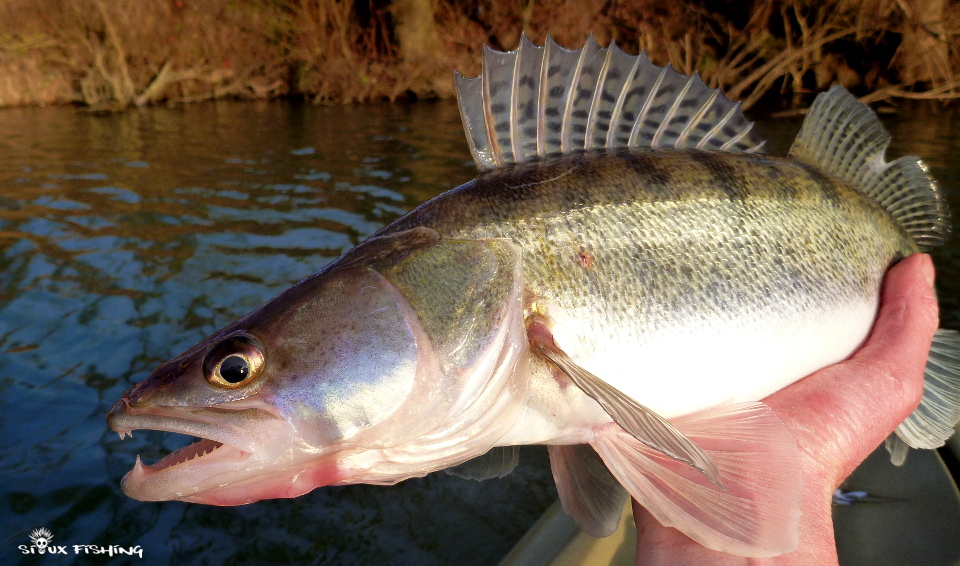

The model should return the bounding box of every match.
[1,99,958,565]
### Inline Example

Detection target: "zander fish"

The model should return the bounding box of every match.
[107,35,960,557]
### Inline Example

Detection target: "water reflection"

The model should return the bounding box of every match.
[0,101,556,565]
[0,100,958,565]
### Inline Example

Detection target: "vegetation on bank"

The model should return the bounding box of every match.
[0,0,957,110]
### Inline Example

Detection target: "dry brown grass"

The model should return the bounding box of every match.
[483,0,960,109]
[0,0,956,109]
[280,0,409,103]
[0,0,290,109]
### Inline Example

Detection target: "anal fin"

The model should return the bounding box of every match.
[534,343,723,487]
[548,444,628,538]
[591,402,802,557]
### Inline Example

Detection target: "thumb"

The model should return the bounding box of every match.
[765,253,939,479]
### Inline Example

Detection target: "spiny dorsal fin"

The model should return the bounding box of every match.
[455,34,765,171]
[789,86,951,251]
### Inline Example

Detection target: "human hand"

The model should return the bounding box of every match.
[632,253,940,565]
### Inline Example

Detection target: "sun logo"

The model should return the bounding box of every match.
[28,528,54,554]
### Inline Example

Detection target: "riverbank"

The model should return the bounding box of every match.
[1,0,957,110]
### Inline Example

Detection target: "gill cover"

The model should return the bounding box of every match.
[342,235,531,480]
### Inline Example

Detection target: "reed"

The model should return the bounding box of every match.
[0,0,956,109]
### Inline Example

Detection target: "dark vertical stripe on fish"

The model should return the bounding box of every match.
[761,161,801,201]
[621,150,678,201]
[795,161,844,206]
[688,151,750,202]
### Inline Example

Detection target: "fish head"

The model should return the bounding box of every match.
[108,230,529,505]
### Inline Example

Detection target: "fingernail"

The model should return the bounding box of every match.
[921,254,935,286]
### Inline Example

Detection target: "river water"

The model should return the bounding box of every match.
[0,99,958,565]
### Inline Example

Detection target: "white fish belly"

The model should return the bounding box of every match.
[555,297,879,420]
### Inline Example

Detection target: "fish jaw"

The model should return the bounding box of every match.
[107,396,347,505]
[123,453,350,506]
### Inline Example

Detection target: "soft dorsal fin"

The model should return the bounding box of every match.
[789,86,951,251]
[455,34,765,171]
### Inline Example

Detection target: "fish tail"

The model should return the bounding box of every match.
[888,329,960,462]
[788,86,950,251]
[588,402,801,557]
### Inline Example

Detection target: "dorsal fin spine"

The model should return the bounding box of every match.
[454,72,491,169]
[653,70,693,147]
[689,89,721,149]
[585,42,613,149]
[536,37,550,157]
[479,45,502,168]
[628,66,666,147]
[605,49,642,147]
[674,75,712,146]
[512,34,545,164]
[560,36,589,153]
[509,38,523,163]
[702,104,738,150]
[721,120,756,152]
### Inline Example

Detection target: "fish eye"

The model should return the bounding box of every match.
[218,355,250,383]
[203,333,265,388]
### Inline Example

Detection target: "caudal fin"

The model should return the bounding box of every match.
[888,329,960,464]
[590,402,801,557]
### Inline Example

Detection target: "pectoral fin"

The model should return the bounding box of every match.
[592,403,802,556]
[534,343,723,488]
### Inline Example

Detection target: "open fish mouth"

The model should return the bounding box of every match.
[110,409,249,452]
[144,436,225,472]
[108,402,262,464]
[107,399,293,503]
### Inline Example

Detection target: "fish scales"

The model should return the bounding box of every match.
[385,148,913,339]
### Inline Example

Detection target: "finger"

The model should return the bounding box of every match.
[765,253,939,479]
[851,252,938,382]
